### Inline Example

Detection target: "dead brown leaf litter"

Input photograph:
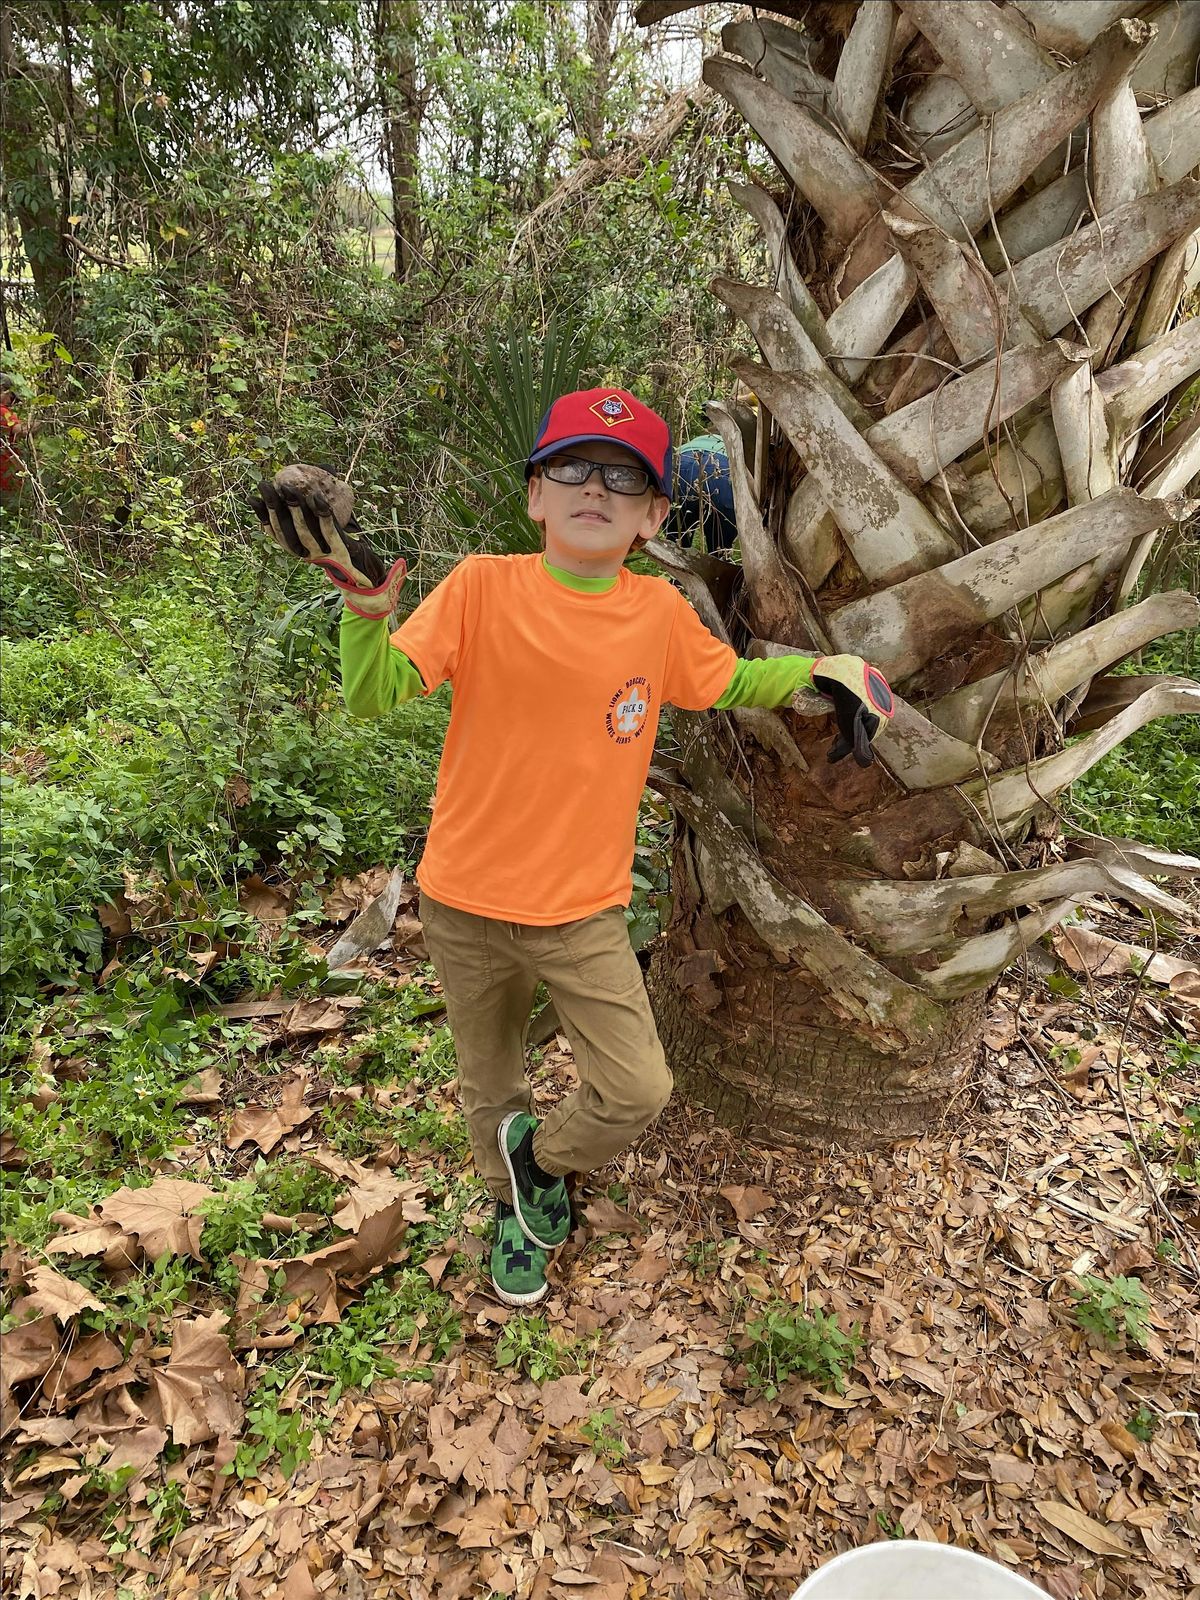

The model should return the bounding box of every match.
[3,895,1198,1600]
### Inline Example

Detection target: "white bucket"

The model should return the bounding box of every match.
[790,1542,1048,1599]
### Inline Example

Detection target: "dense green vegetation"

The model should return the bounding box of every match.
[1070,629,1199,853]
[1,562,448,1000]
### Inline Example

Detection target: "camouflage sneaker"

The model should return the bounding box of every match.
[498,1111,573,1249]
[491,1201,549,1306]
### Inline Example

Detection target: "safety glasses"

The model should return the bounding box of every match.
[541,454,653,496]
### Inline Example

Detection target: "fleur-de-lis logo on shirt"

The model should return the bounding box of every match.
[616,688,647,734]
[605,677,652,744]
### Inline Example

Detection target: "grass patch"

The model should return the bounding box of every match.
[318,1094,470,1162]
[3,980,257,1247]
[1069,629,1198,854]
[228,1268,462,1483]
[1,940,477,1484]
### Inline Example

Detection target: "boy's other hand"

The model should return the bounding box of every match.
[809,654,895,768]
[253,464,407,620]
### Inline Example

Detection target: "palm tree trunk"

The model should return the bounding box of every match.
[635,0,1200,1144]
[648,927,984,1146]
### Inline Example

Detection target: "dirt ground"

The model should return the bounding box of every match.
[3,905,1198,1600]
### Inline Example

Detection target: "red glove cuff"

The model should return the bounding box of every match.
[811,656,895,719]
[320,557,408,618]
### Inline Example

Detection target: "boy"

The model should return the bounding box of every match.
[255,388,893,1306]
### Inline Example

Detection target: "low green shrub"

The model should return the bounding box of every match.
[0,629,128,728]
[145,1479,191,1549]
[740,1302,862,1398]
[231,1368,315,1483]
[198,1180,328,1301]
[1127,1404,1159,1442]
[580,1407,628,1467]
[1,555,447,1009]
[228,1269,461,1482]
[1071,1273,1151,1349]
[323,1012,457,1088]
[257,1157,341,1218]
[1,782,123,992]
[305,1269,462,1396]
[74,1255,197,1346]
[403,1169,488,1267]
[1136,1105,1199,1185]
[495,1314,597,1383]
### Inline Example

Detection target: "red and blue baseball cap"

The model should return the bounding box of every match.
[526,387,673,499]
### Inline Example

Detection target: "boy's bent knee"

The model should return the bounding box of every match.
[610,1055,672,1128]
[646,1057,673,1118]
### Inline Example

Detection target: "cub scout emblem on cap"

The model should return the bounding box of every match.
[590,393,635,428]
[605,677,652,744]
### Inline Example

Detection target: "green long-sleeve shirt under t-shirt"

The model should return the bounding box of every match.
[340,554,815,717]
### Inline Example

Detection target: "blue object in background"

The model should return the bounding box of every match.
[666,433,739,554]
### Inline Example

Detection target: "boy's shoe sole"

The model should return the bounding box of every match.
[492,1276,550,1308]
[491,1202,550,1306]
[498,1111,572,1249]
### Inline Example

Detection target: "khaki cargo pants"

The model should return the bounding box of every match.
[418,893,673,1202]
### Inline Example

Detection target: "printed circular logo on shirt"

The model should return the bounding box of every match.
[605,677,652,744]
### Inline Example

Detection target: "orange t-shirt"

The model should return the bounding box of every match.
[392,553,737,923]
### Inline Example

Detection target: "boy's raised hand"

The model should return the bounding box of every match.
[809,654,895,768]
[253,464,407,620]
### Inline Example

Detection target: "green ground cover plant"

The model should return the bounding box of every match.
[305,1269,462,1395]
[1136,1106,1200,1186]
[0,552,448,1011]
[494,1314,599,1384]
[580,1408,628,1468]
[1071,1274,1152,1350]
[2,942,477,1482]
[3,980,256,1243]
[1069,629,1198,854]
[739,1303,863,1399]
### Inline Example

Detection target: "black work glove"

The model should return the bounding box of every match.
[810,654,895,768]
[253,464,407,620]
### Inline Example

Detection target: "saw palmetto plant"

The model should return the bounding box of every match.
[634,0,1199,1142]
